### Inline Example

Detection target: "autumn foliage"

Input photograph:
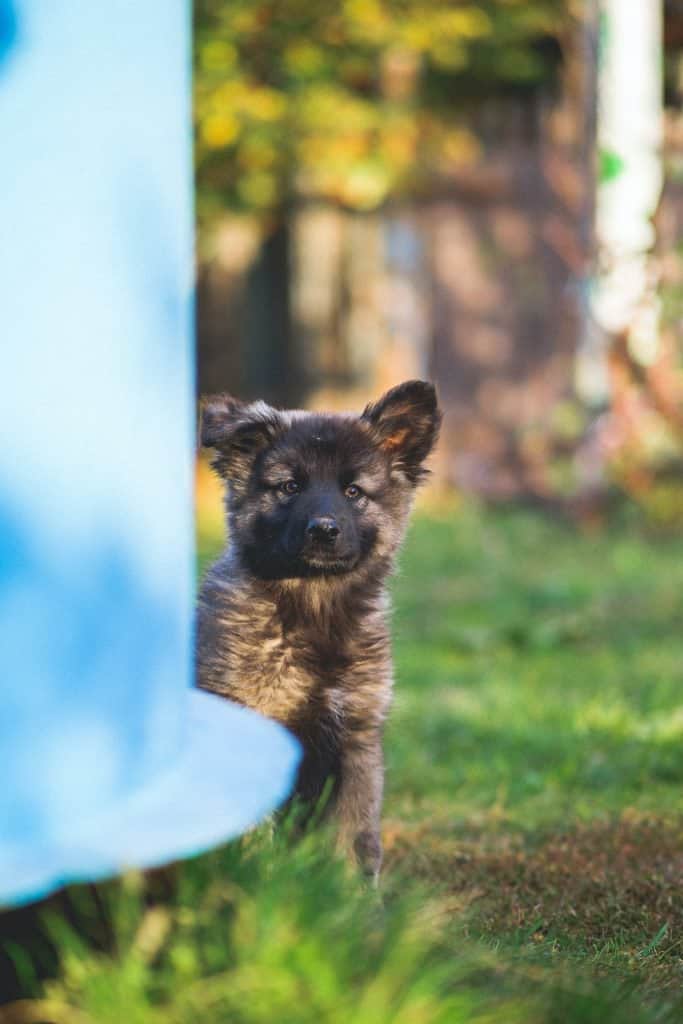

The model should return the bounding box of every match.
[194,0,565,220]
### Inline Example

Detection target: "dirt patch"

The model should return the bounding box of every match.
[385,816,683,989]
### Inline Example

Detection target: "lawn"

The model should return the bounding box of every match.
[3,501,683,1022]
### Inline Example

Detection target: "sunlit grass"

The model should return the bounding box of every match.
[4,501,683,1020]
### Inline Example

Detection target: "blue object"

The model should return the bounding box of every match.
[0,1,300,906]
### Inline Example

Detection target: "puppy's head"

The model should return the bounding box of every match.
[201,381,441,581]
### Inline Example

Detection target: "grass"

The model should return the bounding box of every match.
[3,499,683,1021]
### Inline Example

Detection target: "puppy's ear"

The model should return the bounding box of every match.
[362,380,441,484]
[199,394,283,479]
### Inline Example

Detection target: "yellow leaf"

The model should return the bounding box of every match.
[199,39,237,72]
[437,8,492,39]
[243,87,287,122]
[283,42,326,76]
[237,172,279,208]
[340,160,391,209]
[201,112,239,149]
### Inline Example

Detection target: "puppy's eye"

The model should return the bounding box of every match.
[344,484,363,500]
[280,479,300,496]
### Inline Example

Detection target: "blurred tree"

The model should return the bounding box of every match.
[194,0,567,404]
[195,0,566,224]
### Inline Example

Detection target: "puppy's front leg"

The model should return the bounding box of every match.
[335,731,384,882]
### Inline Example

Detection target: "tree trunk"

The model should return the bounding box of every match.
[244,214,302,406]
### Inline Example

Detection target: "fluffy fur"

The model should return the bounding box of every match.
[196,380,441,879]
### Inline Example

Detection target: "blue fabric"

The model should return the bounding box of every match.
[1,695,300,906]
[0,1,299,906]
[0,1,17,67]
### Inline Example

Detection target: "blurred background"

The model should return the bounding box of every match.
[5,4,683,1021]
[194,0,683,526]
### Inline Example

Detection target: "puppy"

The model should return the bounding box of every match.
[196,380,441,880]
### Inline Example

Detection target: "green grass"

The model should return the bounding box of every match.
[4,504,683,1021]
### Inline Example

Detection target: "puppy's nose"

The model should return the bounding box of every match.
[306,516,340,543]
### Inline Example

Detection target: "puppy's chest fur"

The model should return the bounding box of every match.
[197,565,393,736]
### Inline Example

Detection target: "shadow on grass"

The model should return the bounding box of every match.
[385,816,683,995]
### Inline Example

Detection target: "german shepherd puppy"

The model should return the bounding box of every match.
[196,380,441,880]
